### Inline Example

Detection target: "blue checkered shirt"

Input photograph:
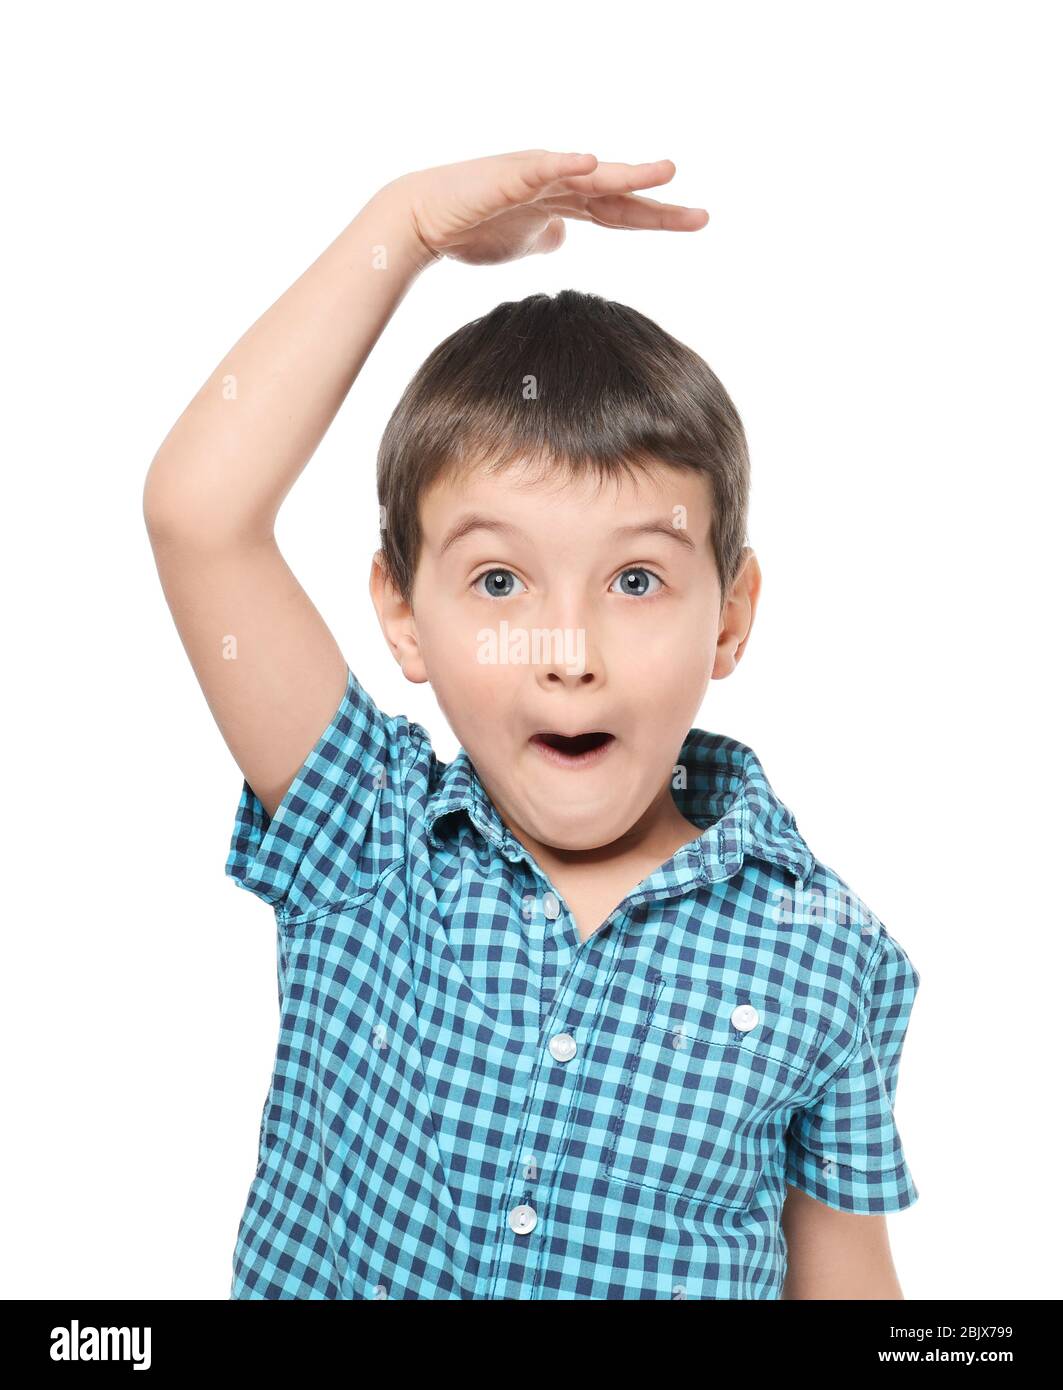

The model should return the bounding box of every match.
[225,666,920,1299]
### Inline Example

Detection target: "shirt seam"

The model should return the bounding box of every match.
[277,856,406,931]
[786,1132,911,1178]
[798,930,887,1103]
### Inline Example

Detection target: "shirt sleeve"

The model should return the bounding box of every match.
[784,929,921,1214]
[223,665,417,921]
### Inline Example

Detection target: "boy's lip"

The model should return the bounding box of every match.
[528,730,616,769]
[528,723,614,741]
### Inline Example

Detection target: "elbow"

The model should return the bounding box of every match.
[141,456,172,540]
[142,456,273,551]
[141,447,194,541]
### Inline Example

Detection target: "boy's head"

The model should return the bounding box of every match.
[371,290,761,854]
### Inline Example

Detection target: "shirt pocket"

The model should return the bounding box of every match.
[603,970,827,1212]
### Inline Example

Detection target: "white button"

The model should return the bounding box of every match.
[731,1004,759,1032]
[548,1032,577,1062]
[542,891,561,919]
[508,1203,537,1235]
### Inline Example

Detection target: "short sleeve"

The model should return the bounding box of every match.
[785,930,921,1214]
[224,666,415,921]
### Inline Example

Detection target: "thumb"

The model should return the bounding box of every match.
[532,214,567,256]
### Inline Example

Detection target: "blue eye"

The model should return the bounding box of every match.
[473,568,527,599]
[610,568,663,597]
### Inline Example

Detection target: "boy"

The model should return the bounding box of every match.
[143,150,920,1300]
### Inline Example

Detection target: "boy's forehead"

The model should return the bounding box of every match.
[420,457,713,547]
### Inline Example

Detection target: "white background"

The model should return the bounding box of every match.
[2,0,1059,1300]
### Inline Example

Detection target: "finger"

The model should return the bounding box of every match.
[542,192,709,232]
[549,158,682,198]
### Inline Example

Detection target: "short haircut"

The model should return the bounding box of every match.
[376,289,750,606]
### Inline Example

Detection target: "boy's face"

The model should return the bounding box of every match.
[373,457,759,855]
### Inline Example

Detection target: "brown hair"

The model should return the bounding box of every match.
[376,289,750,607]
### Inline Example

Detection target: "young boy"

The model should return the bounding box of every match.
[144,150,920,1300]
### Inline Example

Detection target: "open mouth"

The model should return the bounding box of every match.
[529,730,616,768]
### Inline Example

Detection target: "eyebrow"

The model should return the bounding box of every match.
[438,514,527,556]
[611,521,698,552]
[437,513,698,557]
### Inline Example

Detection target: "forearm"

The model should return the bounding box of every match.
[143,179,435,544]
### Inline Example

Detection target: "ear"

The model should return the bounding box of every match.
[712,547,762,679]
[369,550,429,685]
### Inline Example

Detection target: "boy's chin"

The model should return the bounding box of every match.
[520,805,640,855]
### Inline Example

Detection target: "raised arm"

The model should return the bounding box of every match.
[142,186,437,820]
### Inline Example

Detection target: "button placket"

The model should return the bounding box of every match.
[488,928,628,1298]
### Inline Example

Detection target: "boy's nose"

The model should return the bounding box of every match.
[533,625,602,687]
[539,663,599,689]
[527,591,604,685]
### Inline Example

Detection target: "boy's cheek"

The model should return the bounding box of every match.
[428,659,524,753]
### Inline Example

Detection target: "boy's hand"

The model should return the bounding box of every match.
[383,150,708,267]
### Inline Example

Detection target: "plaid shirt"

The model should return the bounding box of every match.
[225,666,920,1300]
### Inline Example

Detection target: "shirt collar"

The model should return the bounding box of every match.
[424,726,814,888]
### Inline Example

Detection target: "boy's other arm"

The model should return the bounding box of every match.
[781,1184,906,1298]
[142,187,438,821]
